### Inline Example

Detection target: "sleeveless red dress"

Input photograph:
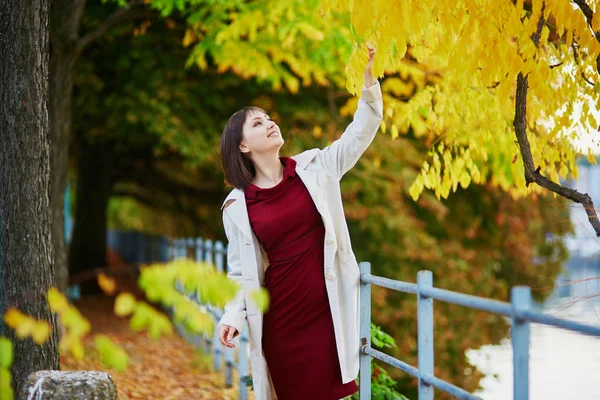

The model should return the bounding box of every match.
[245,157,358,400]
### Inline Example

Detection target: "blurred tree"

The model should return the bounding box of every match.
[68,1,350,285]
[52,0,352,290]
[50,0,157,292]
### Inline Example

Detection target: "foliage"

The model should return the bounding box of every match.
[348,323,408,400]
[146,0,352,90]
[94,335,130,372]
[48,287,92,360]
[3,310,51,345]
[323,0,599,202]
[371,322,397,351]
[1,258,257,397]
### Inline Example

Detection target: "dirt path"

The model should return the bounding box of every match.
[60,296,245,399]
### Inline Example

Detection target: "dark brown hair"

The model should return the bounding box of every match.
[220,106,265,189]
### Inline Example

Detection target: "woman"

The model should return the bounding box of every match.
[218,46,382,400]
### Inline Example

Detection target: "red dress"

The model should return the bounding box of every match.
[245,157,358,400]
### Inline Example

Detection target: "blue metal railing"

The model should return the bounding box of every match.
[358,262,600,400]
[169,237,251,400]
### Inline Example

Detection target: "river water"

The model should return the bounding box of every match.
[467,258,600,399]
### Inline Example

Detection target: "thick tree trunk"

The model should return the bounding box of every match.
[0,0,60,393]
[68,140,114,294]
[49,0,86,293]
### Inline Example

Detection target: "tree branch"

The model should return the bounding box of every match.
[572,0,600,43]
[75,0,152,57]
[549,61,563,69]
[513,4,600,237]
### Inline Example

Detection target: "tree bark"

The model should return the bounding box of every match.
[49,0,86,293]
[0,0,60,393]
[68,140,114,294]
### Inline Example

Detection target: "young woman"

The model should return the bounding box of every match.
[218,46,382,400]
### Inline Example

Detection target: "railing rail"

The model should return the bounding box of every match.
[103,231,600,399]
[358,262,600,400]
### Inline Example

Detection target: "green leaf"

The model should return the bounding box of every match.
[0,338,12,368]
[147,311,174,340]
[0,381,13,400]
[114,293,137,317]
[95,334,129,372]
[251,288,270,313]
[409,180,422,201]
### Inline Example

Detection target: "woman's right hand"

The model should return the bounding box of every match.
[219,324,238,348]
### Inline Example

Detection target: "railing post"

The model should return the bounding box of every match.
[168,238,175,261]
[212,320,222,372]
[214,241,225,274]
[195,237,204,262]
[185,237,194,260]
[178,238,187,260]
[204,239,214,268]
[512,286,531,400]
[417,270,434,400]
[224,345,234,388]
[359,262,371,400]
[238,329,250,400]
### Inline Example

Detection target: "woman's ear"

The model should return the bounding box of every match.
[239,142,250,154]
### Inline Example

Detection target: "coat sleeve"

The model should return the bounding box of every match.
[319,81,383,179]
[217,210,247,337]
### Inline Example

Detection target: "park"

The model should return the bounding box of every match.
[1,0,600,399]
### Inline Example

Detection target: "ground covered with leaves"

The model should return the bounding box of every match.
[61,296,247,399]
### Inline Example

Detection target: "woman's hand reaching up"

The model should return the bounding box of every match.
[364,44,377,88]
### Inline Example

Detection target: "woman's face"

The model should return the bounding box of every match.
[239,110,284,157]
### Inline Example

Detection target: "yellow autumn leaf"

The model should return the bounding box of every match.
[409,180,422,201]
[114,293,137,317]
[296,22,324,41]
[313,125,322,139]
[71,339,85,361]
[182,29,196,47]
[3,309,25,330]
[31,321,51,344]
[391,125,399,140]
[380,120,387,134]
[47,287,68,313]
[4,309,35,338]
[97,273,117,295]
[587,153,597,165]
[459,171,472,189]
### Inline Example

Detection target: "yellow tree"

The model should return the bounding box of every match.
[325,0,600,237]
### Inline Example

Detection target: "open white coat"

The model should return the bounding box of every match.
[218,82,383,400]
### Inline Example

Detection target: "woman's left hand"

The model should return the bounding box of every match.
[364,44,377,88]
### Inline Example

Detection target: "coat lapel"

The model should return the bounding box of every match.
[222,189,253,242]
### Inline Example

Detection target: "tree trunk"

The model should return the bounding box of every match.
[49,0,86,293]
[0,0,60,393]
[68,140,114,294]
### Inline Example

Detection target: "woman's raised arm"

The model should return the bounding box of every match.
[319,46,383,179]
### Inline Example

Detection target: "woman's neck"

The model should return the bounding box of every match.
[251,154,284,189]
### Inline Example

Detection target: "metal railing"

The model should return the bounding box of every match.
[358,262,600,400]
[170,237,251,400]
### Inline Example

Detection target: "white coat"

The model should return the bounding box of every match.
[218,81,383,400]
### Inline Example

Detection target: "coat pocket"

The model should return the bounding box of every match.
[336,248,360,277]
